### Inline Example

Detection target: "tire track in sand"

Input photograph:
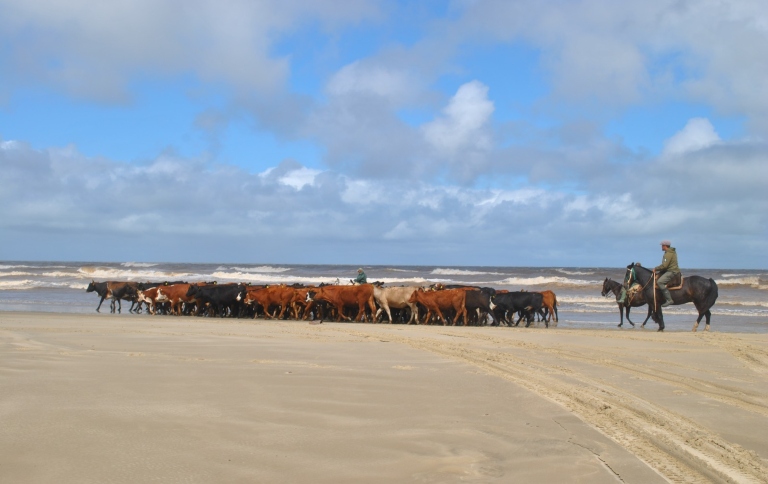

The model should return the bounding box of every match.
[438,331,768,420]
[337,328,768,484]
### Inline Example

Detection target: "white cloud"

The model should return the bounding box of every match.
[278,167,321,190]
[0,0,381,100]
[328,62,412,102]
[662,117,721,156]
[1,139,765,266]
[422,80,494,156]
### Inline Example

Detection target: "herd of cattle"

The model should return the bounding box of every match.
[85,280,559,327]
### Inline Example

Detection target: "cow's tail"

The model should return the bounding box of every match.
[553,294,559,322]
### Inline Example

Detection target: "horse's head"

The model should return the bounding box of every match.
[601,278,611,296]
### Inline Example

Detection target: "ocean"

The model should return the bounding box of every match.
[1,261,766,332]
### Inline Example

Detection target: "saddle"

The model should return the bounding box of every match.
[667,273,683,290]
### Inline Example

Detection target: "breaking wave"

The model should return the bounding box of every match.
[556,269,595,276]
[77,266,198,281]
[218,266,292,273]
[495,276,598,287]
[0,271,36,277]
[121,262,159,268]
[715,276,764,288]
[431,268,505,276]
[0,280,88,290]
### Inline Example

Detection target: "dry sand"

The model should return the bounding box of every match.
[1,312,767,483]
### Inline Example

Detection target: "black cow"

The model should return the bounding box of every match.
[186,284,247,317]
[86,280,140,313]
[465,287,497,326]
[490,291,546,328]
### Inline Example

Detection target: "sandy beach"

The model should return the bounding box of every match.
[1,312,767,483]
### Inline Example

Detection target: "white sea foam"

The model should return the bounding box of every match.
[556,269,595,276]
[41,271,81,278]
[0,271,36,277]
[431,268,505,276]
[121,262,159,268]
[0,280,88,290]
[77,267,196,281]
[223,266,292,273]
[210,271,336,285]
[715,277,763,287]
[495,276,598,287]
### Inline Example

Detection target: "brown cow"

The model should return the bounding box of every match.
[245,285,295,319]
[537,290,558,323]
[304,284,376,322]
[136,286,169,315]
[408,288,467,326]
[156,283,200,316]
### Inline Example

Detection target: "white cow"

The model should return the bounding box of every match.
[373,286,420,324]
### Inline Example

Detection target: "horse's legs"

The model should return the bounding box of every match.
[617,304,624,327]
[704,310,711,331]
[641,306,652,328]
[626,307,635,327]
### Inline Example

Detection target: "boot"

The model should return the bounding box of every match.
[660,288,673,307]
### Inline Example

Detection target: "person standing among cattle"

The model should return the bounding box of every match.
[654,240,680,308]
[352,268,367,285]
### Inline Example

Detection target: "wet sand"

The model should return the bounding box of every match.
[1,312,767,483]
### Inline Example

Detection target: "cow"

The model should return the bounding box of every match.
[464,288,497,326]
[408,288,467,326]
[135,286,171,315]
[490,292,546,328]
[85,281,140,313]
[537,290,559,323]
[155,283,202,316]
[373,286,420,324]
[185,284,247,317]
[304,284,376,322]
[245,285,295,319]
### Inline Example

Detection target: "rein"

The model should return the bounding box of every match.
[626,267,654,306]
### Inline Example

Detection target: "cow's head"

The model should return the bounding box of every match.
[86,280,96,292]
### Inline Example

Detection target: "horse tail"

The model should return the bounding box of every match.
[703,278,719,311]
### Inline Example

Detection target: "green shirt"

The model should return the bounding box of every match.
[354,271,367,284]
[654,247,680,274]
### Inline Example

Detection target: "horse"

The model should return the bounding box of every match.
[625,263,719,332]
[601,278,652,328]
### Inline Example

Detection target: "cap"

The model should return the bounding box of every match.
[357,268,363,272]
[660,240,671,246]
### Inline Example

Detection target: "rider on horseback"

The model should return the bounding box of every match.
[654,240,680,308]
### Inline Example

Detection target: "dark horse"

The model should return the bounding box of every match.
[601,278,652,328]
[625,263,719,332]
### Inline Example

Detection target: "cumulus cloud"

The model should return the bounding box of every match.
[1,138,765,266]
[0,0,381,101]
[662,117,721,156]
[451,0,768,133]
[422,80,494,156]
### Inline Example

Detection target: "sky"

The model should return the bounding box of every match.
[1,0,767,269]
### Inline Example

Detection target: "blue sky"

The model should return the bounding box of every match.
[1,0,767,268]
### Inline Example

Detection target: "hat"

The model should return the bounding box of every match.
[660,240,671,246]
[357,268,363,272]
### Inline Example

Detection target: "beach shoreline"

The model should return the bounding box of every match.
[1,311,767,482]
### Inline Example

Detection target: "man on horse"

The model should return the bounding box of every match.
[654,240,680,308]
